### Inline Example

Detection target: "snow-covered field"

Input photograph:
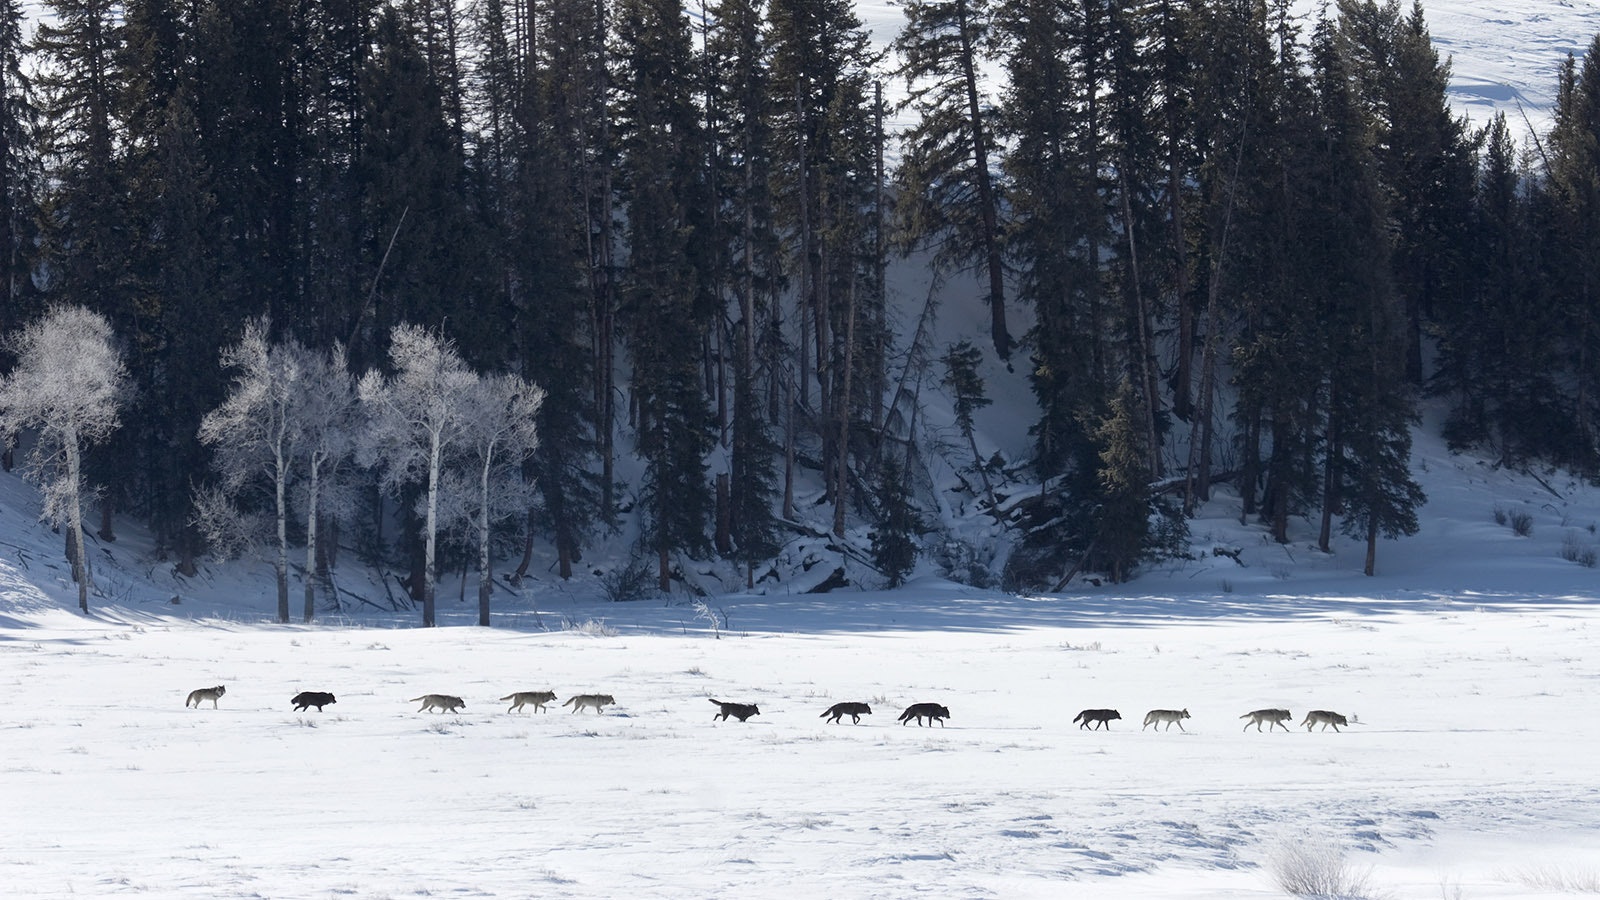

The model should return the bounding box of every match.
[4,3,1600,898]
[4,421,1600,899]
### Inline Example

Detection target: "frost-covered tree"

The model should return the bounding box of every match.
[199,318,302,623]
[358,324,476,627]
[456,372,543,626]
[0,305,127,612]
[291,342,360,622]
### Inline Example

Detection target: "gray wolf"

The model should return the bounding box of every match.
[563,693,615,714]
[1241,708,1293,732]
[186,685,225,708]
[410,694,466,713]
[709,698,761,722]
[897,702,950,727]
[1073,708,1122,730]
[1300,710,1348,732]
[1142,708,1190,731]
[501,691,558,713]
[291,691,336,712]
[821,701,872,724]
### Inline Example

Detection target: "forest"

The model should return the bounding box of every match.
[0,0,1597,621]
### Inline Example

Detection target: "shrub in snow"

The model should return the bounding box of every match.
[1267,836,1383,899]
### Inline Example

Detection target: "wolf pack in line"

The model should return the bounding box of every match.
[183,684,1353,733]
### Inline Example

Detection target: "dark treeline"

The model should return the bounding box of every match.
[0,0,1597,602]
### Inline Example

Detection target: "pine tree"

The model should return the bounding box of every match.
[614,0,716,591]
[870,453,921,587]
[998,0,1097,480]
[0,0,40,342]
[1088,379,1150,583]
[1336,0,1474,385]
[940,339,996,511]
[1545,35,1600,470]
[34,0,129,327]
[133,91,229,573]
[1307,13,1423,570]
[893,0,1010,359]
[767,0,881,518]
[1433,114,1561,465]
[357,8,480,356]
[704,0,783,579]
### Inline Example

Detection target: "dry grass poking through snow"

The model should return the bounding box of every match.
[1268,835,1388,899]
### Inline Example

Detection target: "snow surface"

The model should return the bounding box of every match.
[4,3,1600,898]
[4,418,1600,899]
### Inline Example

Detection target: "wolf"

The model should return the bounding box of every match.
[1241,708,1293,732]
[1142,708,1190,732]
[897,702,951,727]
[410,694,466,713]
[291,691,336,712]
[501,691,558,714]
[1073,708,1122,730]
[1300,710,1348,732]
[709,699,761,722]
[563,693,615,714]
[185,685,225,709]
[821,701,873,724]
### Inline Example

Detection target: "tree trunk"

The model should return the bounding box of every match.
[66,439,89,613]
[1364,516,1378,576]
[478,452,494,627]
[833,270,856,537]
[512,507,535,583]
[275,450,289,623]
[97,497,115,542]
[782,372,796,520]
[715,472,732,554]
[423,438,440,626]
[1119,165,1162,478]
[1239,410,1260,522]
[303,461,320,623]
[1319,409,1340,554]
[954,0,1009,360]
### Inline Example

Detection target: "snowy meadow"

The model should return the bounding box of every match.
[5,2,1600,897]
[5,423,1600,899]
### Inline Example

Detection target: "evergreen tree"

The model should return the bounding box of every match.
[34,0,129,329]
[998,0,1097,481]
[870,453,920,587]
[1088,379,1150,583]
[704,0,783,579]
[767,0,881,516]
[1307,13,1423,568]
[0,0,40,341]
[940,339,996,511]
[357,8,481,359]
[614,0,717,591]
[1434,114,1562,465]
[132,91,229,573]
[892,0,1010,359]
[1545,35,1600,470]
[1336,0,1474,385]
